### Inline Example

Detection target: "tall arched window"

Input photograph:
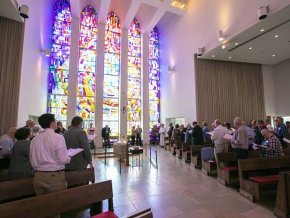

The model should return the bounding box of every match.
[127,18,142,134]
[149,26,160,128]
[48,0,72,124]
[76,6,98,128]
[103,12,121,136]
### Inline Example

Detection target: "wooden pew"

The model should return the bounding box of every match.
[190,144,214,168]
[0,157,10,182]
[0,180,152,218]
[201,147,216,176]
[238,156,290,202]
[178,143,190,159]
[0,168,95,203]
[274,171,290,218]
[216,151,260,186]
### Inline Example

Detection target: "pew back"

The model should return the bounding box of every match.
[0,168,95,203]
[0,180,112,218]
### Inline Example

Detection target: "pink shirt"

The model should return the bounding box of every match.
[30,128,71,171]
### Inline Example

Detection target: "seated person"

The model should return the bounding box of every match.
[254,129,284,158]
[0,127,17,157]
[8,127,34,180]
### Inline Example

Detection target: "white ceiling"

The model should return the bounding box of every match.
[0,0,23,22]
[200,4,290,66]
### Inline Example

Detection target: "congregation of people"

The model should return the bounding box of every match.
[151,116,290,161]
[0,114,93,200]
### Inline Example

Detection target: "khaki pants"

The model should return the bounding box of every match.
[214,143,228,162]
[33,171,67,218]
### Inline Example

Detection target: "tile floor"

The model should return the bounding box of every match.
[93,146,276,218]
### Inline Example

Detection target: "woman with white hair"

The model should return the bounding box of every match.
[254,129,284,158]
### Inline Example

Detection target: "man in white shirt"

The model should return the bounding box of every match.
[30,113,71,196]
[0,127,17,157]
[211,119,229,161]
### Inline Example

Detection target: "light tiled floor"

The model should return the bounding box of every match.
[93,146,276,218]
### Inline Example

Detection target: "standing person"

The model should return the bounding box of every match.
[167,123,174,145]
[87,123,96,149]
[231,117,249,160]
[25,120,36,130]
[202,121,212,144]
[274,117,290,149]
[131,126,136,146]
[211,119,229,161]
[286,121,290,135]
[185,123,193,144]
[171,124,181,155]
[264,118,274,132]
[136,125,142,146]
[64,116,92,171]
[30,113,71,196]
[8,127,34,180]
[0,127,17,157]
[256,129,284,158]
[57,121,66,134]
[192,121,203,145]
[102,125,111,148]
[255,120,267,145]
[159,124,167,147]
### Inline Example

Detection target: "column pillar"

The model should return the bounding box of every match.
[120,28,128,140]
[67,16,80,126]
[142,33,150,145]
[95,22,105,147]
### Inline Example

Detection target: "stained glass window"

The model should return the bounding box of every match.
[76,6,98,129]
[48,0,72,124]
[149,26,160,128]
[127,18,142,134]
[103,12,121,137]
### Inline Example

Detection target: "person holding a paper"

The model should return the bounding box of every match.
[64,116,92,171]
[211,119,229,161]
[231,117,249,160]
[254,129,284,158]
[30,113,71,196]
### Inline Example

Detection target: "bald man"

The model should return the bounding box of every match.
[0,127,17,157]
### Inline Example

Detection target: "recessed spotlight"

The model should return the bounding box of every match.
[272,54,276,57]
[212,55,215,58]
[235,42,239,46]
[228,56,232,59]
[260,29,264,32]
[249,47,253,50]
[222,45,226,49]
[275,35,279,38]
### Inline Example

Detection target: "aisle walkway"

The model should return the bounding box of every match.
[93,146,275,218]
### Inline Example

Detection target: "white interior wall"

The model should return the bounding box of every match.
[160,0,289,124]
[17,0,51,127]
[273,58,290,116]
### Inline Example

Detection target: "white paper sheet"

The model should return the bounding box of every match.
[67,148,84,157]
[223,134,233,140]
[283,138,290,144]
[87,134,96,141]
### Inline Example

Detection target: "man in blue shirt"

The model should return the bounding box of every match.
[274,117,289,149]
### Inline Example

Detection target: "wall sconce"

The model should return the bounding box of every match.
[171,0,187,9]
[218,30,226,42]
[168,66,175,73]
[41,48,51,57]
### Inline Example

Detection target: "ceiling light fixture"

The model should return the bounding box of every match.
[272,54,276,57]
[275,35,279,38]
[235,42,239,46]
[228,56,232,59]
[249,47,253,50]
[212,55,215,58]
[260,29,264,32]
[171,0,186,10]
